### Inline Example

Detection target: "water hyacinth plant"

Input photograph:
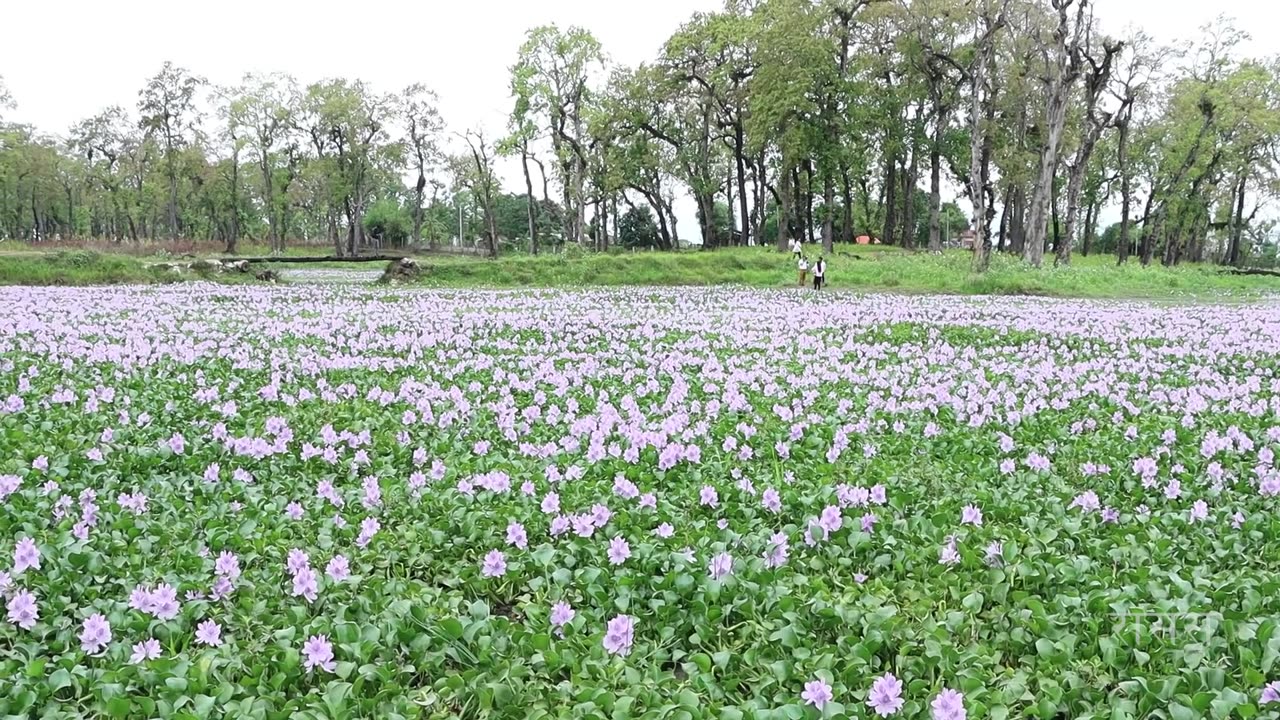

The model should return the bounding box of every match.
[0,284,1278,718]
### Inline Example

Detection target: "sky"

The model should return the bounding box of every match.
[1,0,1274,242]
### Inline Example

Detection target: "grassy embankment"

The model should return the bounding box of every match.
[391,245,1280,299]
[1,240,1276,298]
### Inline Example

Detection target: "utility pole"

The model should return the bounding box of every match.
[457,197,463,248]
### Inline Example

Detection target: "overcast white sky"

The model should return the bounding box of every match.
[1,0,1274,240]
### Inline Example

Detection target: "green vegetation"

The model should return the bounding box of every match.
[390,247,1279,298]
[0,251,174,286]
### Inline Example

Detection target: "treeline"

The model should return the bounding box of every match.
[1,0,1277,267]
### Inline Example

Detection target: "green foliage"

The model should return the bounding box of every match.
[362,199,412,247]
[617,206,661,249]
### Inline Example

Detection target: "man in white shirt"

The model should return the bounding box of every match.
[797,255,809,287]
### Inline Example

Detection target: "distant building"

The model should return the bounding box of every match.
[959,229,977,249]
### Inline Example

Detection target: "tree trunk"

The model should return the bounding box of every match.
[882,151,898,247]
[522,148,538,255]
[1228,174,1246,267]
[903,130,919,250]
[777,156,793,251]
[1117,120,1132,264]
[928,133,943,252]
[1081,201,1097,256]
[822,171,835,254]
[734,124,750,247]
[841,169,854,243]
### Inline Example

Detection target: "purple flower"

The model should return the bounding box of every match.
[302,634,336,673]
[507,522,528,550]
[931,689,966,720]
[6,589,38,629]
[818,505,844,533]
[129,638,162,664]
[215,551,241,580]
[13,538,40,574]
[292,567,319,603]
[80,613,112,654]
[961,505,983,526]
[148,583,180,620]
[607,536,631,565]
[195,619,222,647]
[550,601,575,636]
[326,555,350,582]
[802,678,834,710]
[654,522,674,538]
[861,513,878,533]
[1101,507,1120,523]
[870,484,887,505]
[985,541,1003,565]
[1262,681,1280,705]
[939,540,960,566]
[602,614,635,656]
[286,502,304,520]
[700,485,719,508]
[1232,511,1246,529]
[762,487,782,513]
[708,552,733,581]
[867,673,905,716]
[482,550,507,578]
[1189,500,1209,523]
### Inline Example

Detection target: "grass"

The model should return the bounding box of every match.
[0,250,177,286]
[392,245,1280,299]
[1,242,1276,298]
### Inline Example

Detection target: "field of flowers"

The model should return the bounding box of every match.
[1,284,1279,720]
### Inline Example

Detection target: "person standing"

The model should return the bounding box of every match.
[813,255,826,290]
[790,237,802,259]
[797,255,809,287]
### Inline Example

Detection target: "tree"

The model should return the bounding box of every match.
[1022,0,1090,268]
[514,25,605,248]
[454,129,500,258]
[231,73,298,254]
[617,204,661,249]
[967,0,1011,272]
[138,62,206,240]
[400,83,443,249]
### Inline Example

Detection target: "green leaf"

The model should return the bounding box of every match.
[48,669,72,692]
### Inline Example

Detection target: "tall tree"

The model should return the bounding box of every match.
[400,83,444,249]
[137,62,205,240]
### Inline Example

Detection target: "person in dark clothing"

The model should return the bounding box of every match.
[812,256,826,290]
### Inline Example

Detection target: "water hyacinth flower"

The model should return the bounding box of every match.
[818,505,844,533]
[326,555,350,582]
[291,567,319,603]
[482,550,507,578]
[607,536,631,565]
[939,540,960,566]
[654,522,674,539]
[550,601,575,637]
[762,487,782,513]
[802,678,834,710]
[932,689,966,720]
[708,552,733,581]
[13,538,40,574]
[130,638,162,664]
[1189,500,1209,523]
[961,505,983,526]
[602,614,635,656]
[302,634,336,673]
[195,619,222,647]
[80,613,112,654]
[700,485,719,508]
[1261,681,1280,705]
[507,521,528,550]
[7,589,38,629]
[867,673,905,716]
